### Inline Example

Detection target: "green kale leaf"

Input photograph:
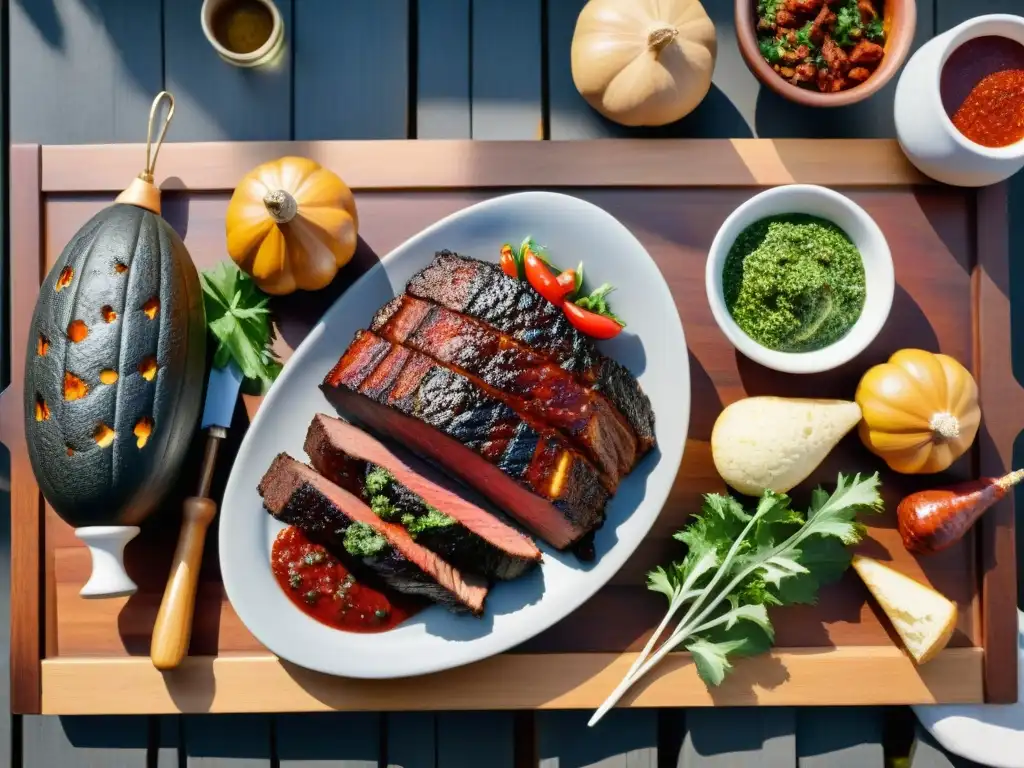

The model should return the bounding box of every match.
[591,473,884,727]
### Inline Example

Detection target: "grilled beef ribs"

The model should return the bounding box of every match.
[405,251,656,451]
[321,330,608,550]
[304,413,542,580]
[370,295,638,490]
[258,453,488,615]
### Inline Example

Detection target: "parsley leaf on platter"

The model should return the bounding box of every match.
[589,473,883,727]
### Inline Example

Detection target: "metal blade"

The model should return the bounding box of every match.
[201,361,244,430]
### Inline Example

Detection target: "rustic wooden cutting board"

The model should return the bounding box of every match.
[2,139,1017,714]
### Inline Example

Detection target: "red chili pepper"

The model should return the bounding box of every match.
[499,244,519,279]
[524,248,568,306]
[555,269,577,298]
[563,301,624,340]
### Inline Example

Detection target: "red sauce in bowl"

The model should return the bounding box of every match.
[941,36,1024,148]
[271,526,419,633]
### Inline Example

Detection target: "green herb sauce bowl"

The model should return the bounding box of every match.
[705,184,894,374]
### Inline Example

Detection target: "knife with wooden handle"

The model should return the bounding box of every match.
[150,362,243,670]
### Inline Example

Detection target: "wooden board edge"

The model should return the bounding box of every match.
[975,181,1022,704]
[38,139,930,192]
[40,647,983,714]
[4,145,43,714]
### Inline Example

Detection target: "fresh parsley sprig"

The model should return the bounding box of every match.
[589,473,883,726]
[200,262,283,389]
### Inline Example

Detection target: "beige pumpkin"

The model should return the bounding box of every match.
[225,156,358,295]
[570,0,717,127]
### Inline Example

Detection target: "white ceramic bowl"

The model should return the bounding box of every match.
[895,14,1024,187]
[705,184,894,374]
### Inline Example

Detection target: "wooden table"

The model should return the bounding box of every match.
[4,1,1022,767]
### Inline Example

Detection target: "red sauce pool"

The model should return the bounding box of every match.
[941,36,1024,148]
[271,526,419,633]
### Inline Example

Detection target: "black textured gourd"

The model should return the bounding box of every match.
[24,201,206,528]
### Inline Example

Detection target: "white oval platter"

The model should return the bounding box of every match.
[219,191,689,679]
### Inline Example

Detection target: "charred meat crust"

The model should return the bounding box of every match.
[404,251,656,451]
[304,416,540,581]
[370,294,638,490]
[322,330,608,550]
[259,453,488,615]
[371,467,536,581]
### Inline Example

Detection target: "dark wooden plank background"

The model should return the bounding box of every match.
[3,1,1019,767]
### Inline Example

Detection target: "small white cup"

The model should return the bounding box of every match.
[705,184,895,375]
[895,14,1024,187]
[201,0,285,69]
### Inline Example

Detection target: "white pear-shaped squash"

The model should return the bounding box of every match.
[570,0,717,127]
[711,397,862,496]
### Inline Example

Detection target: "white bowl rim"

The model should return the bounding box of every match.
[704,184,895,374]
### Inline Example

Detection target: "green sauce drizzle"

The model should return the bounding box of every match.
[363,466,455,536]
[344,522,389,557]
[722,214,866,352]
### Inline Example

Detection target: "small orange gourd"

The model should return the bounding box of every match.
[225,156,358,295]
[855,349,980,475]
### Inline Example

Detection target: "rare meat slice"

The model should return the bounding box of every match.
[304,413,542,580]
[406,251,656,452]
[258,453,488,615]
[371,295,638,490]
[321,330,608,550]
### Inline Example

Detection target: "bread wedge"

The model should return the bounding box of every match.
[852,554,957,664]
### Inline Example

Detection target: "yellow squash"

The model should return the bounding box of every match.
[225,156,358,295]
[856,349,980,475]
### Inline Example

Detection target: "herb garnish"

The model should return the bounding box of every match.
[589,473,883,727]
[759,37,785,64]
[499,237,625,338]
[200,262,283,389]
[573,283,624,326]
[344,522,389,558]
[364,467,456,536]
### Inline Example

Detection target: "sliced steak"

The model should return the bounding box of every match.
[371,295,638,490]
[258,453,488,615]
[405,251,656,451]
[304,413,542,580]
[321,330,608,550]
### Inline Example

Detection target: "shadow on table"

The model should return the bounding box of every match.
[273,236,383,351]
[912,187,976,276]
[753,84,901,139]
[56,714,151,751]
[14,0,285,142]
[564,84,754,140]
[686,349,723,443]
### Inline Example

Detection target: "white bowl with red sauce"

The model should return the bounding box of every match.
[895,14,1024,187]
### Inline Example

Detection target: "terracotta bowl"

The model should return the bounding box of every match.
[735,0,918,107]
